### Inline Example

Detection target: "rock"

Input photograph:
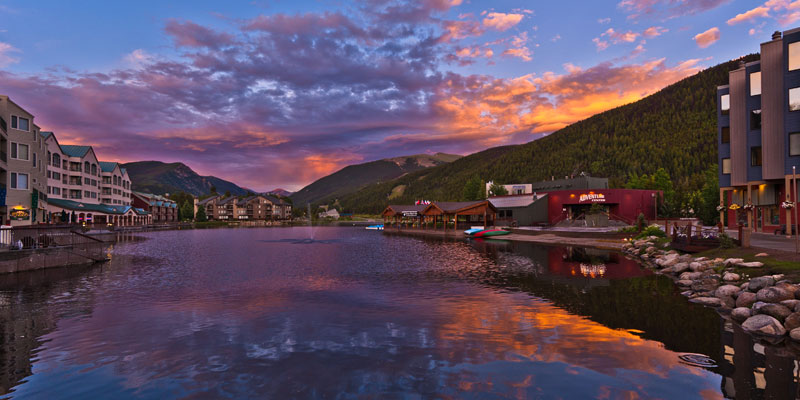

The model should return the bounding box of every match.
[680,272,704,281]
[784,313,800,331]
[791,328,800,341]
[660,257,679,268]
[738,261,765,268]
[740,283,749,291]
[780,299,800,310]
[719,295,736,309]
[723,272,741,282]
[741,315,787,337]
[695,257,708,261]
[748,276,775,292]
[715,285,741,298]
[756,286,795,303]
[672,262,689,274]
[755,253,768,257]
[680,290,694,297]
[776,283,800,297]
[758,304,792,321]
[736,292,757,308]
[689,297,722,307]
[646,246,656,254]
[724,258,745,266]
[691,278,720,294]
[676,280,694,287]
[732,307,752,323]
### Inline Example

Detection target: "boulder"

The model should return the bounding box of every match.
[748,276,775,292]
[715,285,741,298]
[738,262,765,268]
[731,307,752,323]
[719,295,736,309]
[791,328,800,341]
[672,262,690,274]
[688,262,704,272]
[776,283,800,298]
[691,278,720,294]
[689,297,722,307]
[676,280,694,287]
[755,253,768,257]
[780,299,800,310]
[784,313,800,331]
[756,286,795,303]
[680,290,694,297]
[758,304,792,321]
[741,315,787,337]
[722,272,741,282]
[736,292,757,308]
[695,257,708,261]
[680,272,704,281]
[723,258,745,266]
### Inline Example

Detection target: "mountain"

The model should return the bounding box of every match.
[269,188,293,197]
[290,152,461,206]
[122,161,249,196]
[336,55,761,214]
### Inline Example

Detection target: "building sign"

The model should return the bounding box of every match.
[402,211,418,217]
[579,193,606,203]
[10,206,30,221]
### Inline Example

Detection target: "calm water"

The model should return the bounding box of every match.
[0,227,798,399]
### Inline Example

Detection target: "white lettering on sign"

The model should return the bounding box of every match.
[579,193,606,202]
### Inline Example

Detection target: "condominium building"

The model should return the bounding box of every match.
[717,28,800,232]
[198,194,290,221]
[0,95,49,226]
[131,192,177,223]
[98,162,131,206]
[235,195,274,220]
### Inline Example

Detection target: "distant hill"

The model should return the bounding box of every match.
[122,161,249,196]
[336,55,760,214]
[290,152,461,206]
[269,188,293,197]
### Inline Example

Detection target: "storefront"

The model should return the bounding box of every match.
[545,189,661,225]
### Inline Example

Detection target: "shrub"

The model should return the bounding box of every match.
[617,226,638,234]
[635,224,666,239]
[636,213,647,231]
[719,233,736,249]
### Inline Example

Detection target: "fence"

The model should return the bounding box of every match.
[0,224,113,263]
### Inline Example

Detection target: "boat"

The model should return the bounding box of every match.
[464,228,484,235]
[365,225,384,231]
[473,229,510,238]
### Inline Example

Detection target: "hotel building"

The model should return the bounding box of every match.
[717,29,800,232]
[0,95,49,226]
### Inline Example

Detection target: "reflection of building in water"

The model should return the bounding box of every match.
[578,263,606,278]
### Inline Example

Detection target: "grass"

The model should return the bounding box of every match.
[694,247,800,280]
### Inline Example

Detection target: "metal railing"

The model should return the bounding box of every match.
[0,224,112,262]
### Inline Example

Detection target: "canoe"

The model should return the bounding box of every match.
[473,229,510,238]
[365,225,384,230]
[464,228,484,235]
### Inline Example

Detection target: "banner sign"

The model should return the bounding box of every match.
[579,193,606,203]
[402,211,418,217]
[10,207,30,221]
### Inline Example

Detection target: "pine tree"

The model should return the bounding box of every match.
[195,207,208,222]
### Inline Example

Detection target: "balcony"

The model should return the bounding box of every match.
[0,152,6,163]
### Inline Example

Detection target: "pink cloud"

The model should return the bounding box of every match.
[694,27,720,48]
[164,20,235,49]
[727,6,770,25]
[482,12,524,31]
[643,26,668,37]
[618,0,730,19]
[0,42,20,67]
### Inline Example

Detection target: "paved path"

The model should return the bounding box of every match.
[726,229,800,254]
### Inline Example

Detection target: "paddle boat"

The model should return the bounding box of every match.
[365,225,384,231]
[464,228,484,235]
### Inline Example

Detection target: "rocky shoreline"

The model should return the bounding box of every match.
[623,237,800,345]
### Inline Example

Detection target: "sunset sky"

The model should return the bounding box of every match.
[0,0,795,191]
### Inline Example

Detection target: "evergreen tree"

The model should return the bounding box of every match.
[488,183,508,196]
[180,201,194,221]
[697,164,720,225]
[195,207,208,222]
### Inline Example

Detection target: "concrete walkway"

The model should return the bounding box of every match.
[726,229,800,254]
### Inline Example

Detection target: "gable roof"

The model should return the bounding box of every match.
[198,195,219,205]
[98,161,119,173]
[40,131,54,140]
[422,200,496,215]
[60,145,92,158]
[382,204,427,217]
[488,194,547,208]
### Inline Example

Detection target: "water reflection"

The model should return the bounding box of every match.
[0,227,797,398]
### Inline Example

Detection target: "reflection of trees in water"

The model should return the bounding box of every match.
[467,239,800,398]
[0,266,99,396]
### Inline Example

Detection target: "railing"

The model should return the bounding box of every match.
[0,116,6,132]
[0,152,6,163]
[0,224,112,262]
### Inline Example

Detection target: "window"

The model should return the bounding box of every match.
[10,143,29,160]
[91,164,97,175]
[10,172,28,189]
[53,153,60,167]
[10,116,29,131]
[751,146,762,166]
[32,152,37,167]
[721,94,730,115]
[751,72,762,96]
[791,87,800,111]
[722,158,732,174]
[790,41,800,71]
[721,127,730,143]
[84,161,90,172]
[791,133,800,156]
[751,109,762,130]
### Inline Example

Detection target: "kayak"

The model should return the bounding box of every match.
[473,229,510,238]
[464,228,483,235]
[366,225,384,230]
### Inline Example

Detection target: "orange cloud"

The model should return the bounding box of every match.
[643,26,668,37]
[694,27,720,48]
[482,12,524,31]
[727,6,770,24]
[726,0,800,26]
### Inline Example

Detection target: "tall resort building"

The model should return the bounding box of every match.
[0,95,49,226]
[718,29,800,233]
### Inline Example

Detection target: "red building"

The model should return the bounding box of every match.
[545,188,661,225]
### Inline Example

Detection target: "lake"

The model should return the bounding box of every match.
[0,226,797,398]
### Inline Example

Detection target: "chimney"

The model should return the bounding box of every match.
[739,60,746,68]
[773,31,782,40]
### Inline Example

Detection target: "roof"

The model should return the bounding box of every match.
[98,161,119,173]
[198,196,219,205]
[59,145,92,158]
[431,201,488,212]
[40,131,54,139]
[489,194,547,208]
[422,200,497,215]
[120,168,127,175]
[383,204,427,216]
[264,195,287,205]
[48,198,151,215]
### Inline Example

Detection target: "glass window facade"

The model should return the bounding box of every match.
[721,126,730,143]
[751,109,761,130]
[750,72,761,96]
[792,87,800,111]
[722,158,731,174]
[790,41,800,71]
[791,133,800,156]
[751,146,762,166]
